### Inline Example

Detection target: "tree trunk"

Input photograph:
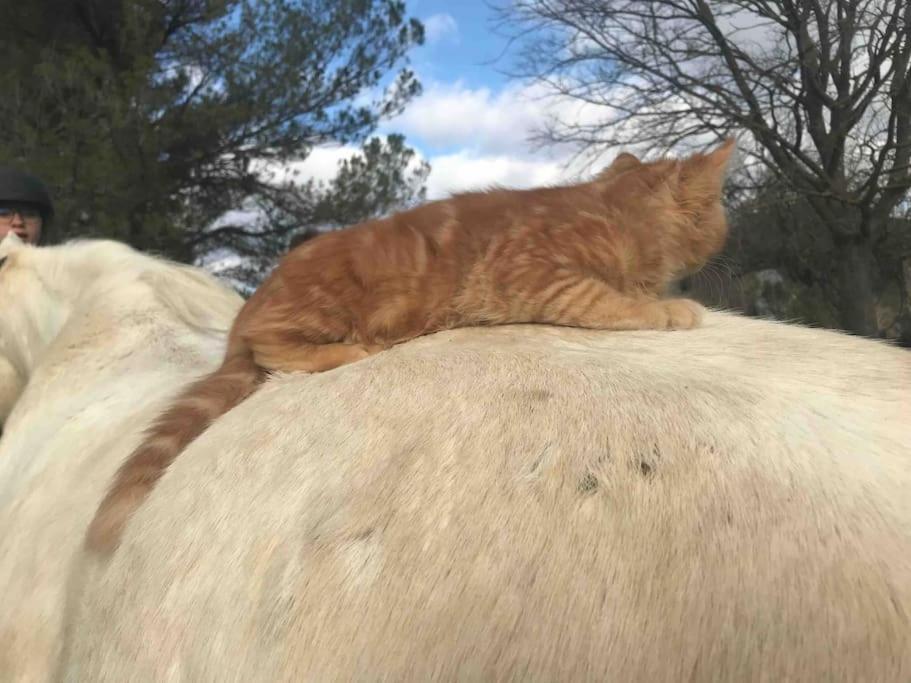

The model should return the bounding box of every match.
[833,238,880,338]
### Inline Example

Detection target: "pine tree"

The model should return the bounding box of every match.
[0,0,427,286]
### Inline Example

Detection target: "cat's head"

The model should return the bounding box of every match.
[598,139,736,275]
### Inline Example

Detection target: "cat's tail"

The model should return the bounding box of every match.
[85,350,264,555]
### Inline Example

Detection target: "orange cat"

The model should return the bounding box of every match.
[86,139,735,553]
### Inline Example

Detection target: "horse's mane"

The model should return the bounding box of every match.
[35,239,243,335]
[0,239,242,383]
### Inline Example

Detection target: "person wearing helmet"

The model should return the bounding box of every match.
[0,167,54,245]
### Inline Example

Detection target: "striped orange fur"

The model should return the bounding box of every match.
[85,139,735,553]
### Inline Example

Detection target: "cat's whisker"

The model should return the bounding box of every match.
[706,263,723,304]
[714,257,747,311]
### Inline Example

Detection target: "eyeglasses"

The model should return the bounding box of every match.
[0,206,42,223]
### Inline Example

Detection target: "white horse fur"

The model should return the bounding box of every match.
[0,234,242,681]
[1,235,909,681]
[63,288,911,676]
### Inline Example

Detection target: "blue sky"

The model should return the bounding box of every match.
[406,1,511,91]
[296,2,605,200]
[380,2,596,196]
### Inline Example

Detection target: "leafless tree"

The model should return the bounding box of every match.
[496,0,911,337]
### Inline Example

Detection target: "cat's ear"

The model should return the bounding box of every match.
[704,138,736,175]
[610,152,641,171]
[689,138,736,180]
[681,138,736,199]
[597,152,641,181]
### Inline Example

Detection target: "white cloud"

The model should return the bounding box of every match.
[382,77,619,196]
[423,13,459,45]
[248,77,634,204]
[423,151,575,199]
[385,77,619,164]
[251,145,361,186]
[240,78,624,202]
[388,80,552,157]
[258,143,583,201]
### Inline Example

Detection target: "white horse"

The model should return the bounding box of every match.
[0,234,242,682]
[60,306,911,679]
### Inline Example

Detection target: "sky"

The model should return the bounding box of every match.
[204,1,594,276]
[405,1,512,92]
[297,0,604,200]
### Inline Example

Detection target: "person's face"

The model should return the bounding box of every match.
[0,204,43,244]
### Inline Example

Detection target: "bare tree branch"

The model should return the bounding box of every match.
[497,0,910,237]
[496,0,911,336]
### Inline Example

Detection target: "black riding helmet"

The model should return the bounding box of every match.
[0,167,54,243]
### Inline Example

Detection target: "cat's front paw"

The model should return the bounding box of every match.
[648,298,705,330]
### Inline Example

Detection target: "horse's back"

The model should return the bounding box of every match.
[63,313,911,681]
